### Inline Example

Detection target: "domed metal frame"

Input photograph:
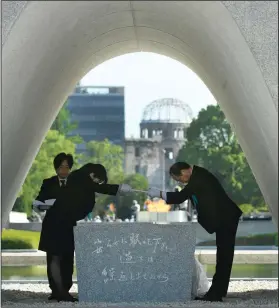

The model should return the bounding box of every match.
[142,98,193,123]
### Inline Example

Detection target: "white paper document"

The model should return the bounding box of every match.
[32,199,56,211]
[45,199,56,205]
[33,200,46,206]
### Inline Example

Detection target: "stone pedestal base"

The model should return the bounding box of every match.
[74,222,196,303]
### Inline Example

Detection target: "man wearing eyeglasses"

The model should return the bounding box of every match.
[38,163,133,302]
[147,162,242,302]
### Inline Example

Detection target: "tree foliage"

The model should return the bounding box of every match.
[176,105,265,207]
[51,100,83,144]
[14,130,76,215]
[14,99,153,221]
[83,139,125,181]
[117,173,149,219]
[239,204,257,215]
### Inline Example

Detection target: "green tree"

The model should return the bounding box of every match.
[51,100,83,144]
[177,105,235,165]
[117,173,149,219]
[13,130,76,215]
[82,139,124,180]
[239,204,257,215]
[176,105,264,206]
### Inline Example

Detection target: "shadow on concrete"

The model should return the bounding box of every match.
[2,288,278,307]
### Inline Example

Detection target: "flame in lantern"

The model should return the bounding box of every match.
[146,199,171,212]
[109,203,116,212]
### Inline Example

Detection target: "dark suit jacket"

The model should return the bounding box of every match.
[39,170,119,254]
[166,165,242,234]
[35,175,62,203]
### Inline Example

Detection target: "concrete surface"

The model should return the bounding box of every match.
[2,1,278,227]
[1,281,278,307]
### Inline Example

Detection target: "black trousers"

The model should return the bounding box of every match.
[207,218,239,298]
[46,251,74,295]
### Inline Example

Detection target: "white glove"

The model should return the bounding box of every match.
[147,187,162,199]
[118,184,133,193]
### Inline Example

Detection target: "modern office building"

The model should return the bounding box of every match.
[67,86,125,153]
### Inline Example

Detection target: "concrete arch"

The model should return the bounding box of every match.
[2,1,278,225]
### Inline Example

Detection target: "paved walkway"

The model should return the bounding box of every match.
[2,281,278,308]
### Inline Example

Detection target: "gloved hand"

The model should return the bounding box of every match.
[118,184,133,193]
[147,187,162,199]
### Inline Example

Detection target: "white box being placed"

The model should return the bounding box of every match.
[137,211,189,223]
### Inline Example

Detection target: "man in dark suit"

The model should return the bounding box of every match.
[147,162,242,302]
[34,152,74,301]
[38,163,133,302]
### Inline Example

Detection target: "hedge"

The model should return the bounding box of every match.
[2,229,278,249]
[200,233,278,246]
[2,229,40,249]
[275,233,278,246]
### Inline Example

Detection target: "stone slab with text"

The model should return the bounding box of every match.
[74,222,196,303]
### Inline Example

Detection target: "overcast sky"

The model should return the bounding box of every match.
[81,52,217,138]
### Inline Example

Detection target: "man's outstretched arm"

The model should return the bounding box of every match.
[164,186,191,204]
[148,185,192,204]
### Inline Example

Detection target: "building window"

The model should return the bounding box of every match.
[141,129,148,138]
[135,165,140,173]
[165,148,174,160]
[178,129,184,138]
[135,147,140,157]
[142,165,148,176]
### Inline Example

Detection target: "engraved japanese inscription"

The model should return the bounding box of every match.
[92,232,175,284]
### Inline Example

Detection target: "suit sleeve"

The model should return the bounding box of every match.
[92,183,120,196]
[166,185,192,204]
[35,180,48,202]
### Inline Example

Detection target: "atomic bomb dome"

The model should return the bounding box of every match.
[140,98,193,140]
[125,97,194,189]
[142,98,193,123]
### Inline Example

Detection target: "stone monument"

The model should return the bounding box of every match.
[74,222,196,303]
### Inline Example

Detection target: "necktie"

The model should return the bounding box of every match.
[60,179,66,187]
[192,194,198,210]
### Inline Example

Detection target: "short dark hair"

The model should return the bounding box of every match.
[90,163,108,184]
[169,162,191,176]
[79,163,108,184]
[53,153,74,170]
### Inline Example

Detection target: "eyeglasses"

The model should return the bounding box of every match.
[89,172,105,184]
[96,180,105,185]
[92,177,105,185]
